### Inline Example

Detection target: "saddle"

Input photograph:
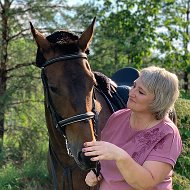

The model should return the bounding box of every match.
[94,67,139,113]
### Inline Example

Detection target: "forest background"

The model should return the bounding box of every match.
[0,0,190,189]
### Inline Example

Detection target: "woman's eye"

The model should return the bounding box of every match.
[139,91,145,95]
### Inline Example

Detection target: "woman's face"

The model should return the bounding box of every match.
[127,77,155,113]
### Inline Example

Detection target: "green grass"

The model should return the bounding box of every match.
[0,163,21,190]
[0,151,50,190]
[173,172,190,190]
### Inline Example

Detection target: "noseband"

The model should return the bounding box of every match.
[40,52,99,155]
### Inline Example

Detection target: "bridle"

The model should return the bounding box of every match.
[39,52,100,190]
[41,52,99,153]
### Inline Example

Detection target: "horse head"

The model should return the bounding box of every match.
[30,18,99,170]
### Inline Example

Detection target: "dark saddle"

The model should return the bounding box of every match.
[94,67,139,113]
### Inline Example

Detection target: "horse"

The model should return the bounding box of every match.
[30,17,114,190]
[30,17,177,190]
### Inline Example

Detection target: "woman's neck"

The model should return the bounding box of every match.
[130,111,160,130]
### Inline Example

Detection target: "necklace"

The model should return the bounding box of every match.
[131,113,155,131]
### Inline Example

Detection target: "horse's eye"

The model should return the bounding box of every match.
[49,86,58,94]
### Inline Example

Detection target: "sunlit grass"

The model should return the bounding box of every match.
[0,150,50,190]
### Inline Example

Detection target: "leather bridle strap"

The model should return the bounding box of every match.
[42,52,88,67]
[49,142,77,190]
[49,144,58,190]
[57,112,95,129]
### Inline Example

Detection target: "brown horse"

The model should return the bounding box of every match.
[30,18,112,190]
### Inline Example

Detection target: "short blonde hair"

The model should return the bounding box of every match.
[140,66,179,120]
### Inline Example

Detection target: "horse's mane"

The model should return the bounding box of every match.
[94,72,129,112]
[94,71,116,97]
[35,30,89,67]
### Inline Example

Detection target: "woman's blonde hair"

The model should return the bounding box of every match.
[140,66,179,120]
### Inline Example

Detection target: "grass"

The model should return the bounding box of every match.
[0,150,51,190]
[173,172,190,190]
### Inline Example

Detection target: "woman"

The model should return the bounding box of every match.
[83,66,182,190]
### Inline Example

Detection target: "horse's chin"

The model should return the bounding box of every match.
[73,152,97,170]
[74,158,96,170]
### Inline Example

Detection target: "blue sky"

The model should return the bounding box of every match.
[67,0,89,6]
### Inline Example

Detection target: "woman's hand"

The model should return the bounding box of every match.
[83,141,128,161]
[85,170,102,187]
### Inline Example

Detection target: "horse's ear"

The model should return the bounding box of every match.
[30,22,50,50]
[30,22,51,67]
[78,17,96,51]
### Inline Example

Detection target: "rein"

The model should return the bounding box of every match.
[40,52,100,190]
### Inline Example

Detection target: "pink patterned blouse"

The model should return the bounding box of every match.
[99,109,182,190]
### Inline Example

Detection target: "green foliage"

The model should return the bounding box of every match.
[0,151,50,190]
[22,155,49,184]
[90,0,162,75]
[175,98,190,140]
[174,98,190,188]
[151,0,190,72]
[173,172,190,190]
[0,163,21,189]
[0,88,50,190]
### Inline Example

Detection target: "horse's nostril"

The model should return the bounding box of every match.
[78,151,89,162]
[78,151,83,162]
[78,151,96,169]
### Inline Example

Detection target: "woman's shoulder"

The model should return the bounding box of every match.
[105,108,131,127]
[162,117,181,136]
[150,117,182,149]
[145,117,182,167]
[102,109,131,134]
[110,108,131,119]
[140,117,182,145]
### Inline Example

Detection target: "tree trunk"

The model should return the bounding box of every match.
[0,1,9,151]
[0,69,6,151]
[184,71,189,93]
[183,2,189,93]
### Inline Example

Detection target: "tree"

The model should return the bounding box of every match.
[72,0,190,85]
[81,0,163,76]
[0,0,70,151]
[152,0,190,91]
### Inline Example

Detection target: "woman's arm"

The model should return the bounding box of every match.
[116,151,172,190]
[83,141,172,190]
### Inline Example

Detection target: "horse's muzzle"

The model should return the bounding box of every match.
[78,151,97,170]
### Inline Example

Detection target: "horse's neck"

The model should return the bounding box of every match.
[94,88,112,135]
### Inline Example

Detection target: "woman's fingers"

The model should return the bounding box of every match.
[83,141,109,159]
[84,141,98,147]
[83,141,104,150]
[83,141,120,161]
[84,140,105,147]
[83,150,101,156]
[97,173,103,181]
[90,155,104,161]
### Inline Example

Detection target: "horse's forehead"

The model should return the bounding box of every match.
[36,31,79,67]
[46,30,79,43]
[45,60,87,82]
